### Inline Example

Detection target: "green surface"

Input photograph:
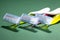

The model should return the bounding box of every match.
[0,0,60,40]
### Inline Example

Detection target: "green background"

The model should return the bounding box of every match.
[0,0,60,40]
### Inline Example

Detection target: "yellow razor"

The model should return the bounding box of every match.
[50,14,60,25]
